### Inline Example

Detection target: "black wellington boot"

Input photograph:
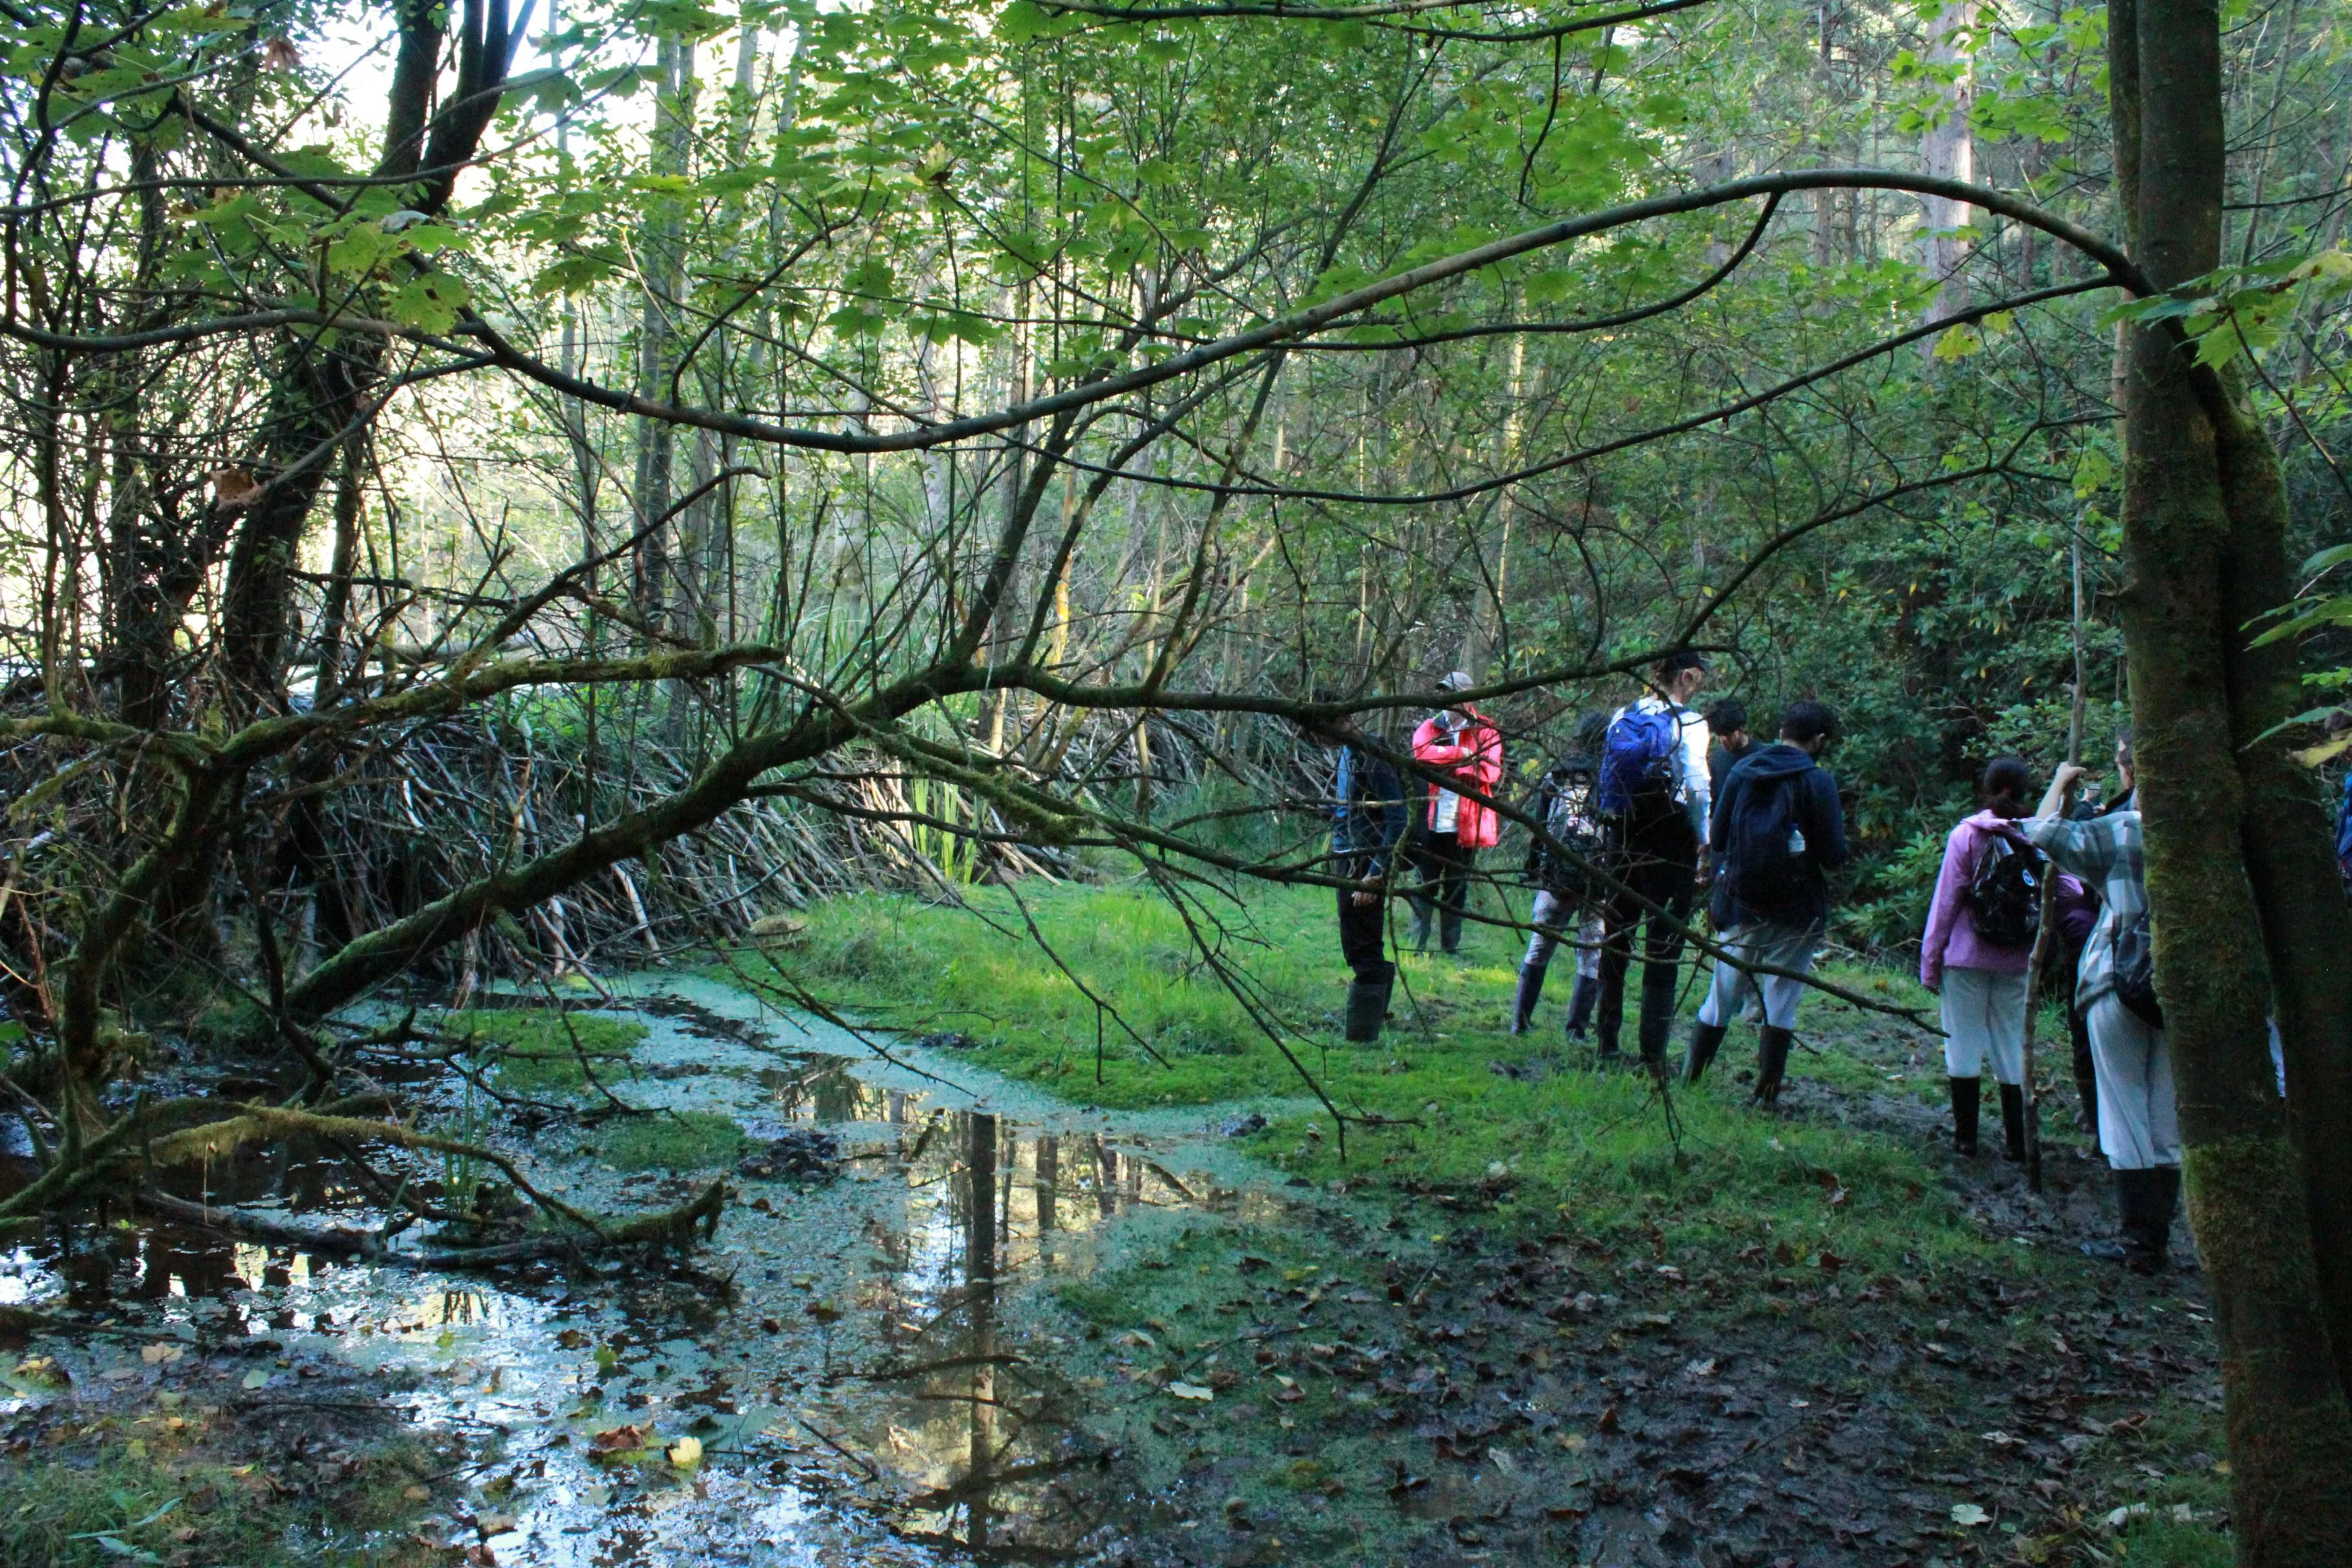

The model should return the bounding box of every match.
[1509,963,1548,1036]
[1999,1082,2028,1162]
[1684,1022,1729,1086]
[1564,974,1598,1040]
[1752,1026,1794,1106]
[1439,906,1465,957]
[2129,1166,2181,1275]
[2082,1167,2147,1263]
[1949,1077,1982,1157]
[1343,964,1393,1044]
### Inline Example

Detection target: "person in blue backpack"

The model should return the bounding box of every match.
[1593,652,1713,1071]
[1682,701,1849,1103]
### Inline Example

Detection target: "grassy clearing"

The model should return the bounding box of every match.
[757,876,2228,1562]
[593,1110,747,1171]
[440,1008,647,1095]
[760,880,2033,1278]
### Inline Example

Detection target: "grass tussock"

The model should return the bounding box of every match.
[440,1009,647,1095]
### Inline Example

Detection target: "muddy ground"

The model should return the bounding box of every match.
[1,976,2223,1567]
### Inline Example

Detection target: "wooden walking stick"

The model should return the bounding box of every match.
[2016,519,2091,1194]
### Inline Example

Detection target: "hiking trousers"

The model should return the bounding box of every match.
[1523,890,1602,978]
[1406,830,1475,952]
[1697,920,1821,1031]
[1595,821,1697,1060]
[2086,993,2179,1171]
[1335,882,1389,981]
[1940,966,2027,1086]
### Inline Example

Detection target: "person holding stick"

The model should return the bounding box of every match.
[2026,760,2181,1272]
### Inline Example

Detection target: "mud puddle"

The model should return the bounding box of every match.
[0,974,1313,1564]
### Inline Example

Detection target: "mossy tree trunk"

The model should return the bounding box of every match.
[2109,4,2352,1559]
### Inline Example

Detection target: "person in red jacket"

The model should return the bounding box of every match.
[1406,672,1503,955]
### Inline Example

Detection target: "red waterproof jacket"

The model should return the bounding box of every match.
[1411,708,1504,848]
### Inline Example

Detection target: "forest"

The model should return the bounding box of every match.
[1,0,2349,1563]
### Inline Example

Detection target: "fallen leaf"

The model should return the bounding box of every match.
[666,1434,702,1468]
[241,1370,270,1389]
[1165,1382,1214,1402]
[1952,1502,1991,1527]
[588,1423,652,1456]
[140,1343,184,1365]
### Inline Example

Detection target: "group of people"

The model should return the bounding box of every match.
[1318,657,2183,1274]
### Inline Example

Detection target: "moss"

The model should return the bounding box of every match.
[441,1009,647,1095]
[594,1110,747,1172]
[0,1441,440,1568]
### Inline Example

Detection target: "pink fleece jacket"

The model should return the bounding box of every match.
[1920,810,2037,987]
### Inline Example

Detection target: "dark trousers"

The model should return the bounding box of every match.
[1405,830,1474,953]
[1337,882,1389,981]
[1595,817,1698,1062]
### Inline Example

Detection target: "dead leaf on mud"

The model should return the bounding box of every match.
[1596,1403,1621,1434]
[1166,1382,1214,1401]
[589,1423,652,1456]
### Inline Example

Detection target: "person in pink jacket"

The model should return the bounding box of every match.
[1405,672,1503,955]
[1920,757,2048,1159]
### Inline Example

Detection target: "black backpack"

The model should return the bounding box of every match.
[2113,908,2163,1028]
[1538,771,1608,898]
[1724,770,1809,911]
[1962,830,2044,950]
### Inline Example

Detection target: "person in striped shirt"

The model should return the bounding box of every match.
[2025,760,2178,1274]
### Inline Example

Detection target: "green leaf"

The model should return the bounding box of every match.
[391,273,471,335]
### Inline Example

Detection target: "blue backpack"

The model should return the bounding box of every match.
[1596,705,1680,813]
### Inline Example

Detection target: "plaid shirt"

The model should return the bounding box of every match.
[2025,805,2145,1008]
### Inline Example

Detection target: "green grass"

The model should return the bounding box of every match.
[441,1009,647,1095]
[0,1444,439,1568]
[751,879,2012,1276]
[593,1110,748,1171]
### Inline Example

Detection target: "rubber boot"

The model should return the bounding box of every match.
[1999,1082,2028,1163]
[1949,1077,1982,1157]
[1343,964,1393,1044]
[2129,1166,2180,1275]
[1406,903,1433,954]
[1439,905,1464,957]
[1636,963,1678,1072]
[1684,1021,1728,1086]
[2082,1167,2146,1264]
[1752,1026,1794,1106]
[1509,963,1547,1036]
[1564,974,1598,1040]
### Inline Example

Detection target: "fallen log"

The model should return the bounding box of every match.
[136,1177,725,1272]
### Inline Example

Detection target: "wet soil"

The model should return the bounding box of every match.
[1,977,2222,1567]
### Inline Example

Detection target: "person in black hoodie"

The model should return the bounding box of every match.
[1682,701,1850,1103]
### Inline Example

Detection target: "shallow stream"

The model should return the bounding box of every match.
[0,974,1306,1563]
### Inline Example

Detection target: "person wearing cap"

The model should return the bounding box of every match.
[1406,672,1504,956]
[1592,651,1713,1069]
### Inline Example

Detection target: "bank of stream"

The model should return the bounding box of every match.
[2,961,2231,1568]
[2,974,1333,1565]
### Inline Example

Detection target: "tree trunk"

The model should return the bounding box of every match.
[2210,384,2352,1398]
[1918,5,1974,326]
[2111,6,2352,1560]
